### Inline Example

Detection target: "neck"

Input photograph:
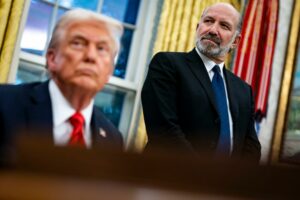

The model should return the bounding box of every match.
[55,80,95,111]
[195,47,226,64]
[206,55,225,64]
[67,93,93,111]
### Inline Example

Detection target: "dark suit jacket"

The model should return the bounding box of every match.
[142,49,261,160]
[0,81,123,154]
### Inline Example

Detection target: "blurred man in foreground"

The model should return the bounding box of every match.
[0,9,123,156]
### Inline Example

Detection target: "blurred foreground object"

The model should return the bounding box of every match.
[0,135,299,200]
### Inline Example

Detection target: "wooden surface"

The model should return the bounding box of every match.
[0,136,300,199]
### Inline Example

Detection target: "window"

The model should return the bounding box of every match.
[21,0,140,78]
[17,0,160,144]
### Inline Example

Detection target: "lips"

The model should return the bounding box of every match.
[202,38,219,45]
[77,68,97,76]
[201,35,221,45]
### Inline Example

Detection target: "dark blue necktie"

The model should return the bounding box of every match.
[211,65,231,155]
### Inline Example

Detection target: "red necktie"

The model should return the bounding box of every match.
[69,112,85,147]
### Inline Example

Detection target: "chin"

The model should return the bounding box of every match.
[72,79,97,90]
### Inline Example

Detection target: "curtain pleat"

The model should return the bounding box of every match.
[0,0,25,82]
[233,0,278,119]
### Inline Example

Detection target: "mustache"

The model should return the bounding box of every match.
[201,34,221,45]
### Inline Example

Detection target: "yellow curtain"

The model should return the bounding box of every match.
[0,0,25,83]
[132,0,242,152]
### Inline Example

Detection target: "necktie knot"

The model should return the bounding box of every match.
[70,112,84,127]
[69,112,85,147]
[212,65,221,74]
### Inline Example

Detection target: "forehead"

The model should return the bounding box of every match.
[202,5,239,25]
[65,20,111,39]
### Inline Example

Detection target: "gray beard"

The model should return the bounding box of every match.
[195,36,235,58]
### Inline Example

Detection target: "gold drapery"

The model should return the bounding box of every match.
[0,0,25,83]
[133,0,241,152]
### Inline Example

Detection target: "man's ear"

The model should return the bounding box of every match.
[231,33,241,49]
[46,49,57,70]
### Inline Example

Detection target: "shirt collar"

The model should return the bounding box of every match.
[195,47,225,74]
[49,80,94,127]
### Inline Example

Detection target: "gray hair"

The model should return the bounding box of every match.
[236,15,242,34]
[47,9,123,54]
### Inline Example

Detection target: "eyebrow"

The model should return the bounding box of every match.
[69,33,88,41]
[203,16,214,20]
[203,16,233,28]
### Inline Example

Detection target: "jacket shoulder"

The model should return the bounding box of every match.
[153,51,189,60]
[225,70,252,89]
[0,82,43,93]
[0,82,47,106]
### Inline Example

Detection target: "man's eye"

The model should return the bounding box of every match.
[204,19,213,23]
[97,45,109,52]
[221,24,230,30]
[71,40,85,48]
[98,46,105,51]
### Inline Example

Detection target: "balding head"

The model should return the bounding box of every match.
[202,3,242,33]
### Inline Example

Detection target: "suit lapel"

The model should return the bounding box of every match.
[26,81,53,135]
[186,49,218,113]
[91,107,108,145]
[223,69,240,148]
[89,107,123,149]
[223,69,239,124]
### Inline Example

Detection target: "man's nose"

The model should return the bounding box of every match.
[85,44,98,62]
[208,24,219,35]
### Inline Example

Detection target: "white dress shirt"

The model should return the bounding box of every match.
[195,48,233,153]
[49,80,93,148]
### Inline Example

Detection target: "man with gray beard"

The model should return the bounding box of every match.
[142,3,261,161]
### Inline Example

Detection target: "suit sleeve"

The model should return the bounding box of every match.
[141,52,195,153]
[242,86,261,161]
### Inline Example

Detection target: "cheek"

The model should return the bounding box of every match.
[58,49,81,63]
[97,68,112,88]
[52,54,68,69]
[104,65,114,80]
[196,29,203,37]
[197,25,208,34]
[222,36,232,45]
[100,57,114,73]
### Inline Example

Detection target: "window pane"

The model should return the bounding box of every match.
[21,0,53,55]
[16,62,48,84]
[114,28,134,78]
[101,0,140,24]
[58,0,98,11]
[94,86,125,127]
[57,7,68,21]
